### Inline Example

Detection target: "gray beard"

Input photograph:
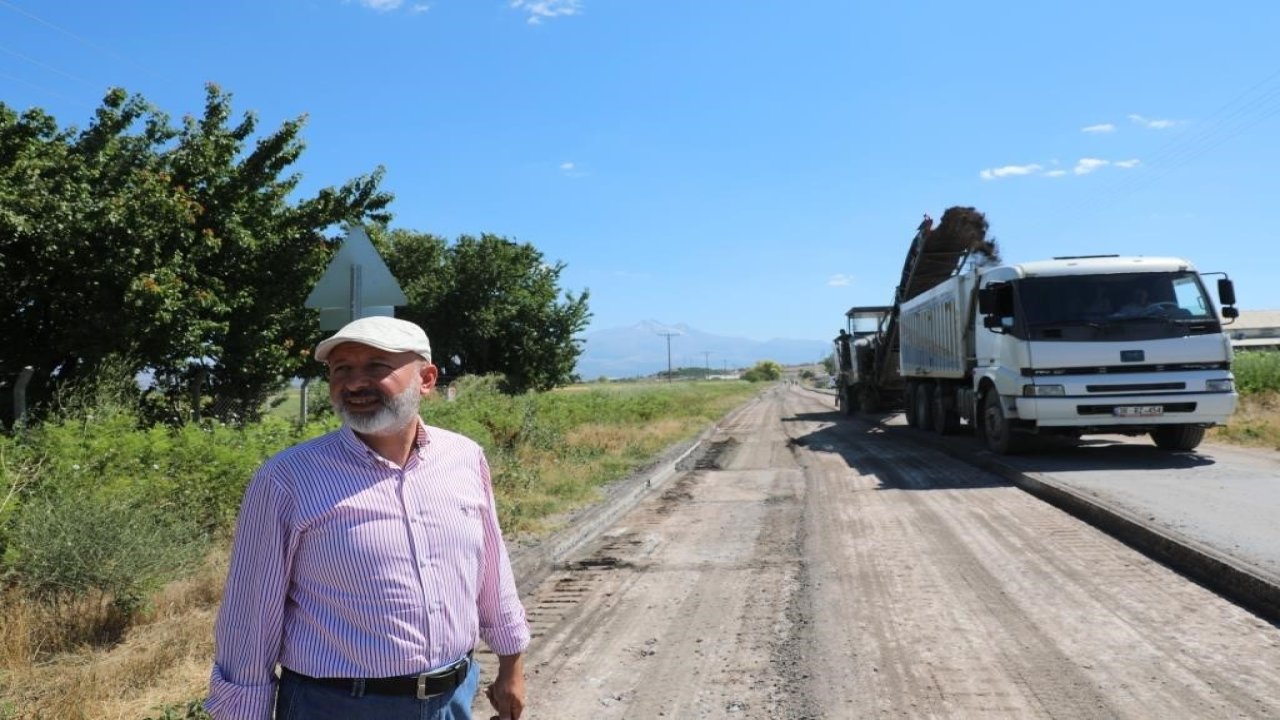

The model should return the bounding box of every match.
[334,383,423,436]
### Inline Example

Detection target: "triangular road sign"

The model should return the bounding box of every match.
[305,226,408,329]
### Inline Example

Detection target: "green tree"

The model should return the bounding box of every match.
[381,232,591,393]
[741,360,783,382]
[820,353,837,376]
[0,85,392,425]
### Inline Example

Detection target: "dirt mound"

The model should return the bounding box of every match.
[933,206,997,264]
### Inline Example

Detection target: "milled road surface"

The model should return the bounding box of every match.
[500,385,1280,719]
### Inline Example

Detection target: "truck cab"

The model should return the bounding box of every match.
[834,305,896,415]
[973,256,1238,452]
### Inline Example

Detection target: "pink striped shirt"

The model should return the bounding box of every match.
[205,421,530,720]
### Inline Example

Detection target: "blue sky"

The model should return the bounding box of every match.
[4,1,1279,344]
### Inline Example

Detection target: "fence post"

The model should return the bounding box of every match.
[13,366,34,429]
[191,365,207,422]
[299,378,310,427]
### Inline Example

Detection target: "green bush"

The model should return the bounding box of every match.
[5,485,206,616]
[1234,351,1280,395]
[741,360,783,382]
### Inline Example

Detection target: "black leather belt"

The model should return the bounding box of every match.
[283,653,471,699]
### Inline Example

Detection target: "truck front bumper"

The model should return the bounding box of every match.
[1015,391,1237,428]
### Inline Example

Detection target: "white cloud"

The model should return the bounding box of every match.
[979,163,1043,180]
[1114,158,1141,169]
[358,0,403,11]
[1129,114,1177,130]
[1044,169,1068,178]
[510,0,581,24]
[828,274,853,287]
[558,160,588,177]
[410,3,430,13]
[1074,158,1109,175]
[1082,123,1116,134]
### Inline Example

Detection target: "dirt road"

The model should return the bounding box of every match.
[496,385,1280,719]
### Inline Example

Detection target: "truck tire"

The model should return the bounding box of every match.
[914,383,934,431]
[859,386,880,414]
[931,387,960,435]
[981,390,1028,455]
[904,383,918,428]
[1150,425,1205,452]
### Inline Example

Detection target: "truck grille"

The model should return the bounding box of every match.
[1084,382,1186,392]
[1023,361,1228,377]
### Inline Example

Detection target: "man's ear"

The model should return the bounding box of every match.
[419,363,439,392]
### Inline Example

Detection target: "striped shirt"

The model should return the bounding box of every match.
[205,421,530,720]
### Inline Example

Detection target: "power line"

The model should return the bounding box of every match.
[0,42,95,86]
[1057,67,1280,225]
[0,69,78,103]
[0,0,169,85]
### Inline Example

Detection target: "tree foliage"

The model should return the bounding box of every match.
[741,360,783,382]
[0,85,391,424]
[379,230,591,393]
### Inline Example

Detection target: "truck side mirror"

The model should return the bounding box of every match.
[1222,306,1239,319]
[1217,278,1236,307]
[982,315,1005,331]
[977,287,996,314]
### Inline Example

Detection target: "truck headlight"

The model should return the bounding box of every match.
[1205,379,1234,392]
[1022,384,1065,397]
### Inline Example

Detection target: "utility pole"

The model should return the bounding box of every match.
[657,332,678,382]
[701,351,711,378]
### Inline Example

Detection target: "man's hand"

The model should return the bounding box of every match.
[485,652,525,720]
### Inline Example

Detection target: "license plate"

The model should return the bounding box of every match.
[1114,405,1163,417]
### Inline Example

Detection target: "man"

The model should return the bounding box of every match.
[206,316,529,720]
[1118,287,1151,316]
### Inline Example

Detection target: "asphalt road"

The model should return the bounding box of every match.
[477,384,1280,719]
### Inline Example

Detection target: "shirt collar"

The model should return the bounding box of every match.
[337,419,431,466]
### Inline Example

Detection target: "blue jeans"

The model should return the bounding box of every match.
[275,660,479,720]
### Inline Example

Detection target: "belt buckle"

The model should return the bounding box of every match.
[415,657,465,700]
[415,673,441,700]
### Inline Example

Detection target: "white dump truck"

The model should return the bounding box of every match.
[899,254,1239,453]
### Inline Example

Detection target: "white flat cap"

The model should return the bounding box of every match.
[314,316,432,363]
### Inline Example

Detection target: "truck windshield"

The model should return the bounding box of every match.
[1015,271,1220,340]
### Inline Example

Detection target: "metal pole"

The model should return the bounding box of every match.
[666,334,672,382]
[299,378,310,426]
[191,365,207,422]
[13,367,34,428]
[658,332,677,382]
[349,264,364,322]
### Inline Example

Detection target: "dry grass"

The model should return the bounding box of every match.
[0,552,227,720]
[1209,391,1280,450]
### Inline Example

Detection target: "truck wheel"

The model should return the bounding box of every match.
[914,383,934,431]
[904,383,918,428]
[1150,425,1205,452]
[859,386,880,414]
[982,391,1027,455]
[931,388,960,435]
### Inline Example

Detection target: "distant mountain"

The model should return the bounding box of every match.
[574,320,831,379]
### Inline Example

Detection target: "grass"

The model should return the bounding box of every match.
[1209,391,1280,449]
